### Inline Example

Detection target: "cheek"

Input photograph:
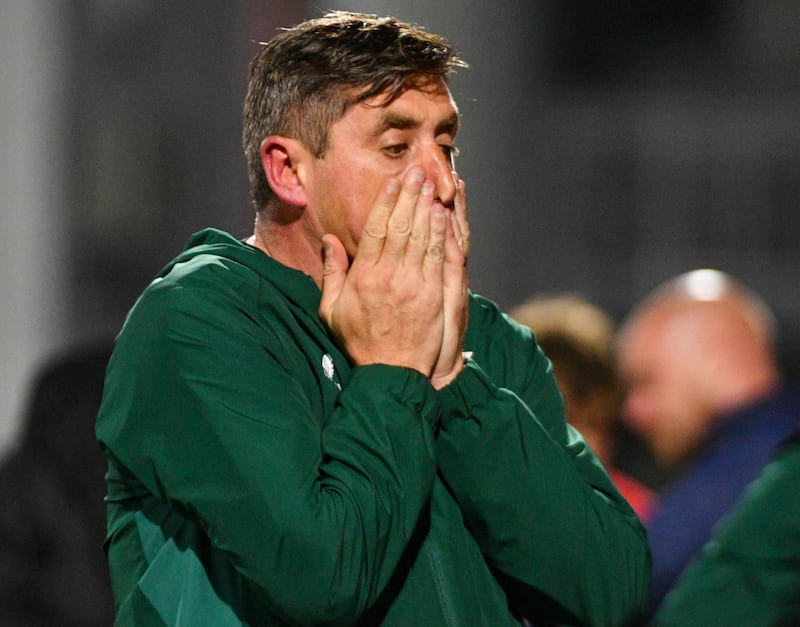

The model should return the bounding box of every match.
[343,179,384,237]
[320,157,400,248]
[320,188,372,258]
[338,190,371,243]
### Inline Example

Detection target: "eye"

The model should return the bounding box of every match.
[382,144,408,158]
[440,144,460,169]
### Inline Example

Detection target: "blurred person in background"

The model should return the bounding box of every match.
[510,293,657,521]
[616,268,800,620]
[0,339,114,627]
[652,427,800,626]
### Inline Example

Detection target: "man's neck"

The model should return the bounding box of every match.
[250,213,325,287]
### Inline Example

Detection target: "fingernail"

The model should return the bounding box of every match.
[410,168,425,182]
[422,180,434,195]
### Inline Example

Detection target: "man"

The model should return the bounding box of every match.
[97,11,649,626]
[616,268,800,619]
[653,430,800,626]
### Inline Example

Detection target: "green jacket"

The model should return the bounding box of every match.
[96,228,649,626]
[653,432,800,626]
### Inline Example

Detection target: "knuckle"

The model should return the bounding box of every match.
[408,228,428,247]
[387,216,411,235]
[363,224,387,240]
[352,268,375,292]
[426,243,445,261]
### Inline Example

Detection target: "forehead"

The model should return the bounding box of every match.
[373,76,456,105]
[347,78,459,129]
[619,310,669,366]
[624,307,700,380]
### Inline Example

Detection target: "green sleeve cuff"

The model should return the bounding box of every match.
[345,363,442,429]
[436,359,497,426]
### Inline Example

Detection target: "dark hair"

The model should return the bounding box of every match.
[242,11,467,211]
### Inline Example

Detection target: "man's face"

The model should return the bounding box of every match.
[617,310,711,468]
[303,77,460,258]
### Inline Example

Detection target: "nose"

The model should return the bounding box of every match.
[622,391,651,435]
[621,397,639,430]
[421,143,456,207]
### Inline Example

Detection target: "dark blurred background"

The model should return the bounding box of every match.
[2,0,799,454]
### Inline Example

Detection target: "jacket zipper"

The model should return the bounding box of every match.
[427,539,459,627]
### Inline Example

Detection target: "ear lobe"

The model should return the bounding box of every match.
[260,136,309,207]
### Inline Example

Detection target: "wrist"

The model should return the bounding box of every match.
[430,351,470,390]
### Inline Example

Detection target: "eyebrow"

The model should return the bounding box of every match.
[374,111,460,137]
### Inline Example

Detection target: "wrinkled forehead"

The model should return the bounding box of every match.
[348,74,457,110]
[352,77,460,137]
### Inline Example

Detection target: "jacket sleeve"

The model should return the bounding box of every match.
[434,294,651,626]
[653,441,800,627]
[96,272,440,625]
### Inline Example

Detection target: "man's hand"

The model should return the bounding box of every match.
[430,173,469,390]
[318,167,451,378]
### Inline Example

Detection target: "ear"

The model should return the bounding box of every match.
[260,136,310,207]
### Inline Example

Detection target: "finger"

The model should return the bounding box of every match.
[357,176,401,264]
[451,209,463,257]
[422,201,448,279]
[452,174,470,256]
[405,179,435,268]
[431,214,469,389]
[443,210,467,285]
[318,234,349,328]
[381,167,426,259]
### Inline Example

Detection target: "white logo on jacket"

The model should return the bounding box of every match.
[322,353,341,390]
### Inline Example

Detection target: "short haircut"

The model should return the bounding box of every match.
[242,11,467,212]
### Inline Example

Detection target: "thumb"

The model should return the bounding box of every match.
[318,234,348,326]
